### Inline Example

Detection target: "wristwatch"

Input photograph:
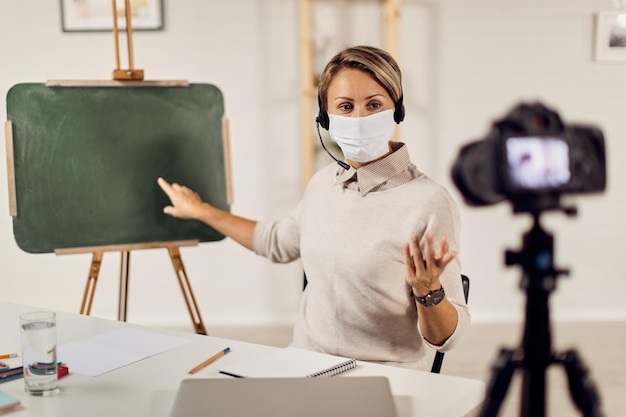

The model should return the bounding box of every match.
[412,286,445,307]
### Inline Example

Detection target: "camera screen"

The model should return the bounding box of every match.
[505,136,571,191]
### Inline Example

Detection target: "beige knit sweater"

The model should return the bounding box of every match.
[253,155,470,370]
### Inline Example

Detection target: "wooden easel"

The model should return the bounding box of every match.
[46,2,233,336]
[55,241,207,335]
[111,0,144,81]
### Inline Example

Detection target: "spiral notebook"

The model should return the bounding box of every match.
[219,347,357,378]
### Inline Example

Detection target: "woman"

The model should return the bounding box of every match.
[157,45,469,370]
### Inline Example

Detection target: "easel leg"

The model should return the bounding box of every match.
[167,246,207,335]
[80,251,104,315]
[118,250,130,322]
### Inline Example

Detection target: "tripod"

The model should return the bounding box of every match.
[477,212,604,417]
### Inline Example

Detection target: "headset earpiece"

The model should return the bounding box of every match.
[316,94,330,130]
[394,95,405,124]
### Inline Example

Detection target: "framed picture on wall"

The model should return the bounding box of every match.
[61,0,164,32]
[595,11,626,61]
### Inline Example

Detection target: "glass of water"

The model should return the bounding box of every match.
[20,311,59,396]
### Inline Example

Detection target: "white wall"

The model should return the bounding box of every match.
[430,0,626,323]
[0,0,624,332]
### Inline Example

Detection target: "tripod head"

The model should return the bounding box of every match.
[505,206,574,295]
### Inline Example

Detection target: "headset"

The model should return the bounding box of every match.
[315,93,405,130]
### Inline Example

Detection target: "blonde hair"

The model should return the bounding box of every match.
[318,45,403,112]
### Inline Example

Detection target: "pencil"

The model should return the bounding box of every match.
[188,347,231,375]
[0,354,18,360]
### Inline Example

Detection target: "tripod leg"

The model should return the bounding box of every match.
[560,350,605,417]
[477,348,518,417]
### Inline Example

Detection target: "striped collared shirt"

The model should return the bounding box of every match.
[333,142,422,197]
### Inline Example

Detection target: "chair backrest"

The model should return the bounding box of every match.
[430,274,470,373]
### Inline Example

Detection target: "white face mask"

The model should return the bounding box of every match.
[329,109,395,163]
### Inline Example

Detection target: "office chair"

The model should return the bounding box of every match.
[430,274,470,373]
[303,273,471,373]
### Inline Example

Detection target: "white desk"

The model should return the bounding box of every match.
[0,302,485,417]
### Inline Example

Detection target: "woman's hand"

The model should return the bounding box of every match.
[157,177,207,220]
[157,177,257,250]
[403,232,457,297]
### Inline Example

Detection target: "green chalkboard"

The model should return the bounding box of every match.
[6,83,230,253]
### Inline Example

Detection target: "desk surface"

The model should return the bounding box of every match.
[0,302,484,417]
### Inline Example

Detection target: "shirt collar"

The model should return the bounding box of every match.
[333,142,412,196]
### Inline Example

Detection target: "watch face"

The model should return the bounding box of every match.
[429,291,445,305]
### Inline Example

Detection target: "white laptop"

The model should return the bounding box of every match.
[168,376,399,417]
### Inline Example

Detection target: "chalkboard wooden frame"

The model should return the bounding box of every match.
[6,82,231,254]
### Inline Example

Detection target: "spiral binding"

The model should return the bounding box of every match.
[309,358,357,378]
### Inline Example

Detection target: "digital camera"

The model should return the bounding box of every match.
[451,102,606,213]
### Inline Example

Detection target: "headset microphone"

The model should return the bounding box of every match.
[315,119,350,170]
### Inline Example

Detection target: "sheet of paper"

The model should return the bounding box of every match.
[58,327,191,377]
